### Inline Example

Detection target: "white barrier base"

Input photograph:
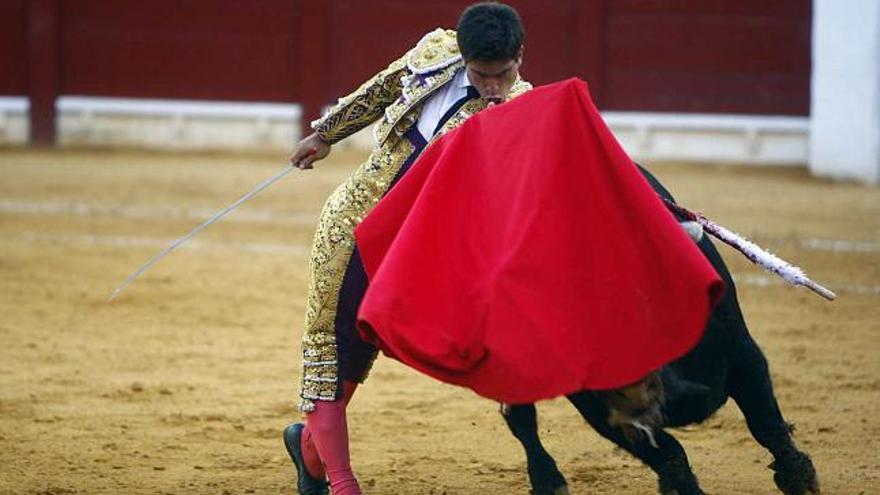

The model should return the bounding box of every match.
[329,111,810,167]
[56,96,302,152]
[5,96,811,167]
[0,97,30,145]
[603,112,809,166]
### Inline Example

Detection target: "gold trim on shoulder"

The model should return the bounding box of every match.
[406,28,461,75]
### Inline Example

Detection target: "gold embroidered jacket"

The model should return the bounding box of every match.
[299,28,532,412]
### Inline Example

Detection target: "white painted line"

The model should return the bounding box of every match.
[15,231,310,257]
[742,235,880,254]
[736,274,880,296]
[0,199,316,227]
[5,199,878,255]
[798,238,880,253]
[6,231,878,296]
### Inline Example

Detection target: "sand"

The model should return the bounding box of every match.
[1,147,878,494]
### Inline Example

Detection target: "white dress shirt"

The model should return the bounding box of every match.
[416,68,472,140]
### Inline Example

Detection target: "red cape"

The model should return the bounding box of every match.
[355,78,723,403]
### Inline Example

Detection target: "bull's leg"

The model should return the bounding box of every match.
[500,404,569,495]
[566,392,704,495]
[728,336,820,495]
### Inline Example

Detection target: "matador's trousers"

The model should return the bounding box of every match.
[298,127,428,412]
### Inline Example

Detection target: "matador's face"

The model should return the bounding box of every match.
[465,47,523,104]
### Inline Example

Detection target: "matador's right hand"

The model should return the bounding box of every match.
[289,133,331,170]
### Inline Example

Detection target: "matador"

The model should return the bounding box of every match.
[283,4,531,495]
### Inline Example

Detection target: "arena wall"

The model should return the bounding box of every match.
[1,1,821,168]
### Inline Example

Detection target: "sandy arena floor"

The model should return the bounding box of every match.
[0,147,878,494]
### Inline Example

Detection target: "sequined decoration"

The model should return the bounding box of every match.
[298,28,532,413]
[311,57,408,144]
[299,137,416,412]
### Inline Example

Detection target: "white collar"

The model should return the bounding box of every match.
[455,68,472,89]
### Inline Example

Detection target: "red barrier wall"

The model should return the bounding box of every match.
[5,0,812,144]
[0,0,28,96]
[602,0,812,114]
[57,0,298,102]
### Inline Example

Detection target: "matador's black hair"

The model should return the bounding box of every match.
[456,2,524,61]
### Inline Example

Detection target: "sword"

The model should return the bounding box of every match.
[108,150,315,301]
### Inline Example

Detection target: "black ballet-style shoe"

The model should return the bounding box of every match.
[283,423,330,495]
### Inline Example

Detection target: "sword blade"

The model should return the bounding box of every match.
[108,163,297,301]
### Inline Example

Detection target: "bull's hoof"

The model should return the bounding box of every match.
[657,457,704,495]
[770,450,820,495]
[659,487,705,495]
[528,473,568,495]
[530,484,569,495]
[527,456,568,495]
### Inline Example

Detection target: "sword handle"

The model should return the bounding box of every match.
[804,280,837,301]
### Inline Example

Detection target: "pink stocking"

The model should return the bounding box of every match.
[300,426,325,479]
[302,381,361,495]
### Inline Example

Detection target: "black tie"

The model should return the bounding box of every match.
[432,85,480,136]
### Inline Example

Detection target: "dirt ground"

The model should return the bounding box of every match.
[1,147,878,495]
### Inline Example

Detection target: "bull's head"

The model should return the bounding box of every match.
[598,372,665,447]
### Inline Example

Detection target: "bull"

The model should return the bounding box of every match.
[501,166,820,495]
